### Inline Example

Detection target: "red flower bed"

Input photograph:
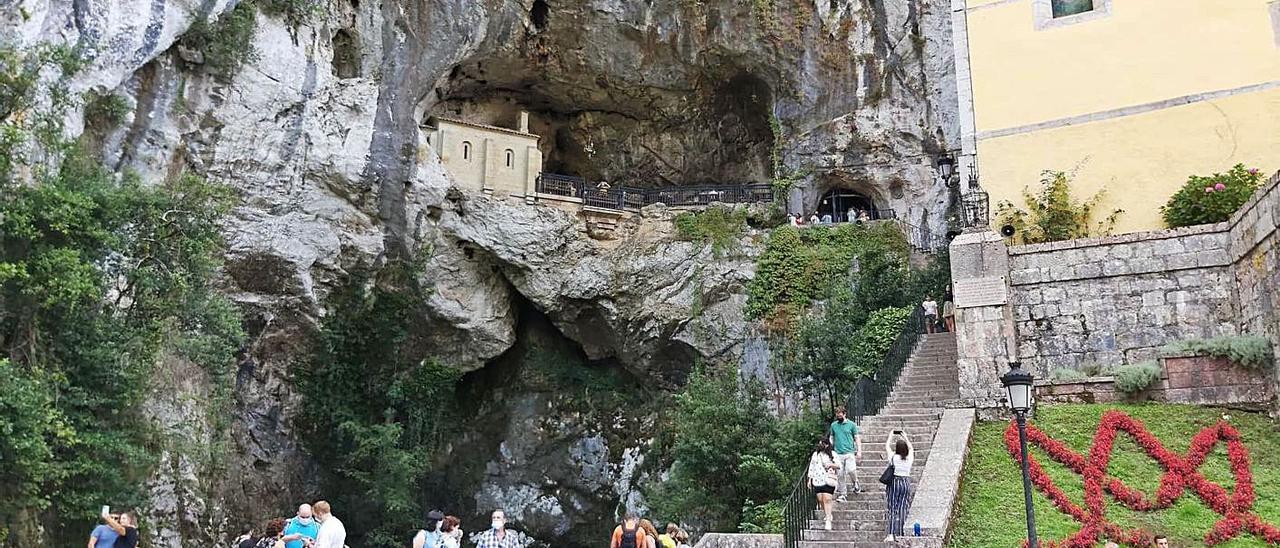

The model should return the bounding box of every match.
[1003,410,1280,547]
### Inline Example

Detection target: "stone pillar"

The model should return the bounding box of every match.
[519,110,531,133]
[950,230,1018,411]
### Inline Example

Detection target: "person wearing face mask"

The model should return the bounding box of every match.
[474,510,520,548]
[412,509,446,548]
[280,504,320,548]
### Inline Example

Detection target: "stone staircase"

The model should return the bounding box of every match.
[798,332,959,548]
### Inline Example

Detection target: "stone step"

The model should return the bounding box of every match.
[798,539,899,547]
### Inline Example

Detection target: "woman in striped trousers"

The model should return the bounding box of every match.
[883,432,915,542]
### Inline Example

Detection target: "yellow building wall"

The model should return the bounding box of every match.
[978,86,1280,233]
[968,0,1280,132]
[964,0,1280,232]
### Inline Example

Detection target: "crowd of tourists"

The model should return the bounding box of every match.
[787,208,875,227]
[228,501,347,548]
[609,516,692,548]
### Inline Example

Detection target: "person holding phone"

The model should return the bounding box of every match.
[883,430,915,542]
[99,509,139,548]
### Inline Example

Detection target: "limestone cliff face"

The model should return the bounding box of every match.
[3,0,956,545]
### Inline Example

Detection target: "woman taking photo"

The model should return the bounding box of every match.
[807,439,839,530]
[883,431,915,542]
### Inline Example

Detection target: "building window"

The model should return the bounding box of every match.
[505,150,514,168]
[1051,0,1093,18]
[462,141,471,161]
[1034,0,1111,29]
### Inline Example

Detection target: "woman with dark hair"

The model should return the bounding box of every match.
[254,518,287,548]
[807,439,839,530]
[883,431,915,542]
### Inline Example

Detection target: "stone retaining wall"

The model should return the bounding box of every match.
[1008,225,1237,370]
[692,533,782,548]
[1035,355,1275,409]
[951,171,1280,409]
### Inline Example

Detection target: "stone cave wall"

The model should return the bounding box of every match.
[2,0,961,545]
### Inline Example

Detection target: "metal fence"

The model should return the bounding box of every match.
[895,220,950,254]
[780,306,927,548]
[534,174,775,210]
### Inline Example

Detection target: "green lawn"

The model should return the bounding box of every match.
[948,404,1280,547]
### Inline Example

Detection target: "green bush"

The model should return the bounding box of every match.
[83,91,129,127]
[1112,361,1162,394]
[295,262,461,548]
[258,0,322,26]
[646,365,824,534]
[1160,164,1264,228]
[1049,368,1087,382]
[0,151,241,544]
[1162,334,1274,371]
[739,499,785,534]
[846,306,912,377]
[178,1,259,82]
[995,170,1123,245]
[745,222,909,325]
[674,206,749,254]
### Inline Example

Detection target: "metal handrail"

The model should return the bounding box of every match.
[534,173,775,210]
[780,306,927,547]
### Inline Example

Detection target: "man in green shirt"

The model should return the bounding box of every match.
[828,406,862,501]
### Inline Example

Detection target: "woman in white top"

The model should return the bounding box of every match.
[807,439,840,530]
[883,431,915,542]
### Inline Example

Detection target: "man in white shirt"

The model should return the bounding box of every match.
[312,500,346,548]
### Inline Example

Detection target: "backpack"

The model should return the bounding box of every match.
[620,524,641,548]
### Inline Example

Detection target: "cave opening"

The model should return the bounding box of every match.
[331,29,360,79]
[530,0,549,31]
[817,188,880,222]
[427,296,663,548]
[427,60,775,188]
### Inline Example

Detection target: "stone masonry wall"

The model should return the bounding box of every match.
[1232,171,1280,369]
[951,171,1280,406]
[1007,225,1238,373]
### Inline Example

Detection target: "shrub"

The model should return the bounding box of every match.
[995,170,1123,245]
[1160,164,1265,228]
[1112,361,1162,394]
[739,499,784,534]
[83,91,129,127]
[674,205,749,254]
[1050,368,1087,382]
[1162,335,1274,371]
[745,222,910,324]
[178,1,259,82]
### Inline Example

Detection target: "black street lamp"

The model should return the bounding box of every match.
[936,154,956,181]
[1002,362,1039,548]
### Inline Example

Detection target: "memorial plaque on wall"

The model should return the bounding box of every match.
[954,276,1008,308]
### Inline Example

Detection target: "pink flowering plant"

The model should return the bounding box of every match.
[1161,164,1265,228]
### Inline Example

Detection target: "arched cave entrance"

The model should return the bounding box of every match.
[817,188,881,222]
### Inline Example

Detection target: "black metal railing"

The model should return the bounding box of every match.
[846,306,926,421]
[895,220,950,253]
[780,306,927,548]
[534,174,775,210]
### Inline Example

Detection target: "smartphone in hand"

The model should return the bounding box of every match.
[892,430,903,435]
[101,505,110,517]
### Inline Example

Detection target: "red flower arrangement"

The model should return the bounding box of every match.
[1003,410,1280,547]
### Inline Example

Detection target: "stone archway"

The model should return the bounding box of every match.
[817,188,879,222]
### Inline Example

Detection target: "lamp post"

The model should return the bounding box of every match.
[936,154,956,182]
[1002,362,1038,548]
